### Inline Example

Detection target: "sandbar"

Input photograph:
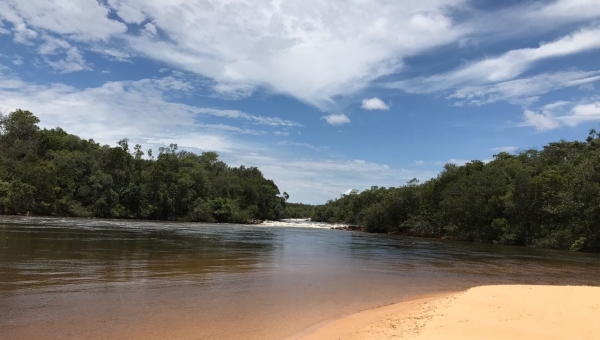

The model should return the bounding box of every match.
[295,285,600,340]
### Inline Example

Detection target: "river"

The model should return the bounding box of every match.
[1,216,600,340]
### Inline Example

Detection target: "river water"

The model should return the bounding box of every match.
[1,216,600,340]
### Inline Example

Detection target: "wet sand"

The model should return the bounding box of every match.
[298,285,600,340]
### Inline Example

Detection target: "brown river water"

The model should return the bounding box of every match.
[1,216,600,340]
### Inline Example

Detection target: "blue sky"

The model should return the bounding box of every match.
[0,0,599,203]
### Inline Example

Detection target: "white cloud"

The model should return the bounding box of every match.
[361,97,389,110]
[43,47,90,73]
[108,0,147,24]
[447,158,470,166]
[142,23,157,38]
[12,23,38,45]
[2,0,600,110]
[0,53,23,66]
[11,55,23,65]
[491,146,518,153]
[195,108,301,127]
[0,70,437,204]
[38,35,70,55]
[0,21,9,35]
[229,154,438,204]
[447,70,600,106]
[91,48,131,62]
[0,0,474,109]
[559,101,600,126]
[522,108,562,131]
[323,114,350,126]
[118,0,469,109]
[277,141,322,152]
[520,99,600,131]
[0,74,299,147]
[0,0,126,41]
[212,82,255,100]
[535,0,600,22]
[35,36,91,73]
[391,27,600,94]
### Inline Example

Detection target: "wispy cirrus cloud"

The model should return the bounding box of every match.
[388,27,600,94]
[276,141,324,152]
[0,73,300,147]
[491,146,519,153]
[447,70,600,106]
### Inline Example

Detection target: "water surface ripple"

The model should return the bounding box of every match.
[1,216,600,340]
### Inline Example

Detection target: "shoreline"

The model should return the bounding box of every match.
[286,293,453,340]
[292,285,600,340]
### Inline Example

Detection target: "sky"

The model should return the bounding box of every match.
[0,0,599,204]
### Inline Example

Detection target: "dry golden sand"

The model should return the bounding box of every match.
[295,285,600,340]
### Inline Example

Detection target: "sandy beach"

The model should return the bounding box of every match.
[296,285,600,340]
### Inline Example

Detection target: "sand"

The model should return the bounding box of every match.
[295,285,600,340]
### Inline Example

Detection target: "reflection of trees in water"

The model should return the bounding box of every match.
[0,218,275,290]
[344,232,600,287]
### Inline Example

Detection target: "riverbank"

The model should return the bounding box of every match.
[295,285,600,340]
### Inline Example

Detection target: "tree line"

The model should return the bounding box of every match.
[0,109,287,223]
[4,109,600,252]
[311,130,600,252]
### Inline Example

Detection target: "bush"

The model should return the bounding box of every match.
[570,237,587,252]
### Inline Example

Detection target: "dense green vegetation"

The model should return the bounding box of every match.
[312,131,600,252]
[283,202,315,219]
[0,109,287,223]
[4,109,600,252]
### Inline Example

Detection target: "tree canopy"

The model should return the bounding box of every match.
[311,130,600,252]
[0,109,287,223]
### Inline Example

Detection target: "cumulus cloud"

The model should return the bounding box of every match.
[323,114,350,126]
[0,0,127,41]
[559,101,600,126]
[0,0,473,108]
[361,97,389,110]
[523,109,561,131]
[1,0,599,110]
[518,100,600,131]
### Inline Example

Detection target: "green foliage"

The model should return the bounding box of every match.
[0,109,286,223]
[284,202,315,218]
[311,130,600,252]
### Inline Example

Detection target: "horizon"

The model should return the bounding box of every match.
[1,0,599,204]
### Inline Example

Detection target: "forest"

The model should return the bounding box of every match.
[0,109,287,223]
[311,129,600,252]
[3,109,600,252]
